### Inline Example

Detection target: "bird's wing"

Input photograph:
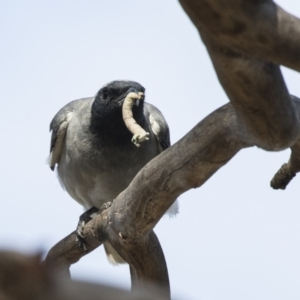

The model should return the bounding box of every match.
[144,103,179,217]
[49,98,90,171]
[144,103,171,152]
[49,104,73,171]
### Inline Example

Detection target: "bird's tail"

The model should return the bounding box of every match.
[104,241,126,265]
[165,199,179,217]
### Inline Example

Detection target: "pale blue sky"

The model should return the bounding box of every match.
[1,1,300,299]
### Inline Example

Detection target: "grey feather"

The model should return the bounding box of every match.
[49,98,93,170]
[144,103,171,151]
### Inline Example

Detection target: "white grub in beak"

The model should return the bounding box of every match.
[122,92,149,147]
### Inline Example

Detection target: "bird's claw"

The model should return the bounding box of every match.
[75,205,107,252]
[77,220,86,238]
[76,234,88,252]
[76,220,88,252]
[101,201,112,210]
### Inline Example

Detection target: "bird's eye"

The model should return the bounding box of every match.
[102,88,109,99]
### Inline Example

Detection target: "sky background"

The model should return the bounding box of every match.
[1,1,300,299]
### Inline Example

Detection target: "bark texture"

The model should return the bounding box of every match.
[179,0,300,151]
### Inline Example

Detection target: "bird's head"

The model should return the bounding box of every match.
[90,80,147,142]
[95,80,145,110]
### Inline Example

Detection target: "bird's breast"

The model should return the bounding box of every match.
[57,130,159,210]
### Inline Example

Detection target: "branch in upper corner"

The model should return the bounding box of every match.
[179,0,300,151]
[179,0,300,72]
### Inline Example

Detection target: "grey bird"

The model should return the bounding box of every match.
[49,80,178,264]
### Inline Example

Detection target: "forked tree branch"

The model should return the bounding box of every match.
[44,99,300,298]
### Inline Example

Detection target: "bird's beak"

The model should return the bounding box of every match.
[125,88,144,106]
[134,93,144,107]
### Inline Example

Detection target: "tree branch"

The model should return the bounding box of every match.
[179,0,300,72]
[44,103,248,297]
[179,0,300,150]
[44,95,300,296]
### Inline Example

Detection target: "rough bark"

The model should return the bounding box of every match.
[44,1,300,299]
[179,0,300,151]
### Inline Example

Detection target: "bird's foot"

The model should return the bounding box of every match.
[76,206,99,252]
[76,231,88,252]
[100,201,112,210]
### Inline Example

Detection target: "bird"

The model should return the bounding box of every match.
[48,80,179,264]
